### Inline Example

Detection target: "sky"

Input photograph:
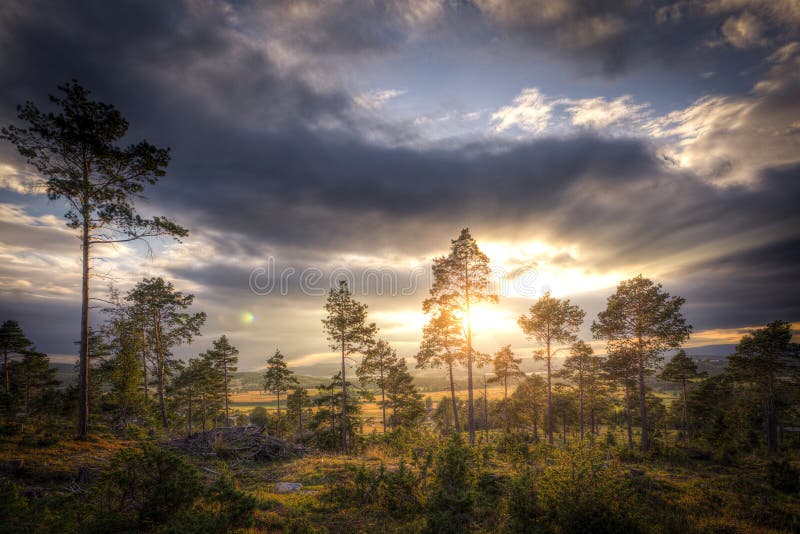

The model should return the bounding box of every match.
[0,0,798,374]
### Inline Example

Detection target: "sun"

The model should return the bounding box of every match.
[460,304,515,339]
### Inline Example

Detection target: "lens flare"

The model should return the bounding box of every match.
[241,311,255,324]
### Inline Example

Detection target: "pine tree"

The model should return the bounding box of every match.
[518,292,584,445]
[322,281,376,453]
[0,320,33,396]
[425,228,497,446]
[126,277,206,428]
[101,304,146,427]
[727,320,800,454]
[603,348,639,450]
[2,82,186,437]
[592,275,691,452]
[489,345,524,433]
[286,387,312,438]
[659,349,705,439]
[417,308,466,434]
[263,349,298,436]
[11,349,58,415]
[385,358,425,429]
[556,340,601,440]
[357,339,398,433]
[510,374,546,440]
[203,336,239,423]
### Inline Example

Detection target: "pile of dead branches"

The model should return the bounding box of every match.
[166,426,306,463]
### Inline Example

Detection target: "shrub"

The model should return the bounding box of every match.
[91,444,202,529]
[767,459,800,493]
[501,468,545,534]
[427,433,475,533]
[166,476,257,533]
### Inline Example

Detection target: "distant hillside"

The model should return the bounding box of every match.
[50,343,737,392]
[233,371,326,392]
[682,344,736,359]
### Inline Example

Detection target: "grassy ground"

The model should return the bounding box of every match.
[2,421,798,533]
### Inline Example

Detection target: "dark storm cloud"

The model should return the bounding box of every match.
[0,0,798,351]
[471,0,800,75]
[674,235,800,330]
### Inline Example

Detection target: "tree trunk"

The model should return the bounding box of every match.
[141,329,149,405]
[276,391,281,437]
[448,363,461,434]
[340,333,347,455]
[158,362,168,428]
[201,394,207,433]
[579,380,584,440]
[298,404,303,436]
[464,260,476,446]
[3,350,8,394]
[767,374,777,454]
[504,376,509,434]
[223,358,229,423]
[546,337,553,445]
[681,378,688,439]
[187,393,193,436]
[624,383,633,450]
[483,377,488,439]
[78,212,90,439]
[380,363,387,434]
[638,360,648,452]
[152,314,169,428]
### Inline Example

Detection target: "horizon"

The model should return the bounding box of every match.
[1,1,799,372]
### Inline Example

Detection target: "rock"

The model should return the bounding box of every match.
[274,482,303,493]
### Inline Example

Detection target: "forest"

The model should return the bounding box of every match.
[0,84,799,534]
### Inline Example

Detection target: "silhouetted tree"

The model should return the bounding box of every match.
[417,308,466,434]
[511,374,546,440]
[518,292,584,444]
[322,280,376,453]
[592,275,691,452]
[1,82,186,437]
[490,345,524,433]
[357,339,397,433]
[385,358,425,429]
[659,349,705,439]
[603,349,638,449]
[0,320,33,395]
[11,349,58,415]
[728,320,800,454]
[286,387,311,437]
[425,228,497,445]
[203,335,239,423]
[262,349,297,436]
[557,340,600,440]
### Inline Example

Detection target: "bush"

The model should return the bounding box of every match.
[767,459,800,493]
[90,444,202,529]
[166,476,257,533]
[427,433,475,533]
[537,443,640,534]
[501,468,545,534]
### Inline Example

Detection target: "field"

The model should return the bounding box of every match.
[230,385,513,431]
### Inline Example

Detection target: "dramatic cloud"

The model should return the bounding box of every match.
[0,0,798,369]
